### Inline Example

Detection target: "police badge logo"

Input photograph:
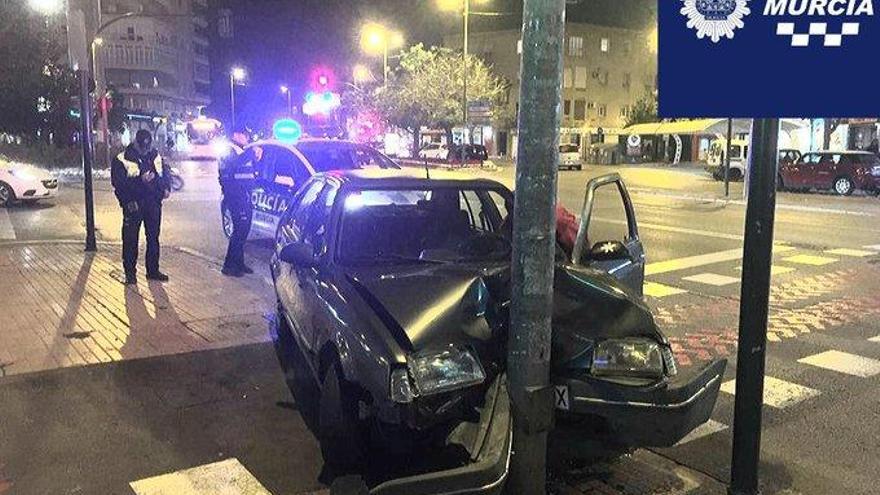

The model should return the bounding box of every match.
[681,0,751,43]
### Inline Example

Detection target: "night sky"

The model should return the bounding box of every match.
[208,0,655,129]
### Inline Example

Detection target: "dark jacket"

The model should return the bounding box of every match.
[218,144,258,196]
[111,144,170,206]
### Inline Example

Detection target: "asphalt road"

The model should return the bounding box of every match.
[2,161,880,494]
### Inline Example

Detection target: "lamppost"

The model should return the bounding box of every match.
[438,0,489,158]
[352,64,372,85]
[280,85,292,116]
[230,67,246,129]
[360,22,403,84]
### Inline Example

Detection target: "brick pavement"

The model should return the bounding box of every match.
[0,242,273,377]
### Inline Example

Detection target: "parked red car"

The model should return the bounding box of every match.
[778,151,880,196]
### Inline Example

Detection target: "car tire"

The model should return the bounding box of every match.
[576,165,583,171]
[221,205,234,239]
[833,176,854,196]
[274,311,320,431]
[0,182,14,207]
[728,168,743,182]
[319,363,367,473]
[777,174,786,191]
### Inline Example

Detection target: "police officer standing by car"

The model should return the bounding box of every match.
[219,126,260,277]
[111,130,171,285]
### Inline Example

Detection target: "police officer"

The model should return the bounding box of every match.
[111,130,171,285]
[219,126,260,277]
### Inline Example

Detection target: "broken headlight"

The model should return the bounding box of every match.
[408,347,486,397]
[591,338,665,379]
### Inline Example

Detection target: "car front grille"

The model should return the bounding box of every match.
[42,179,58,189]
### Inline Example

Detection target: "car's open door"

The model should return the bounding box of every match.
[571,173,646,296]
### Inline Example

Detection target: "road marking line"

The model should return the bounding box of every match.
[798,350,880,378]
[825,248,876,257]
[675,420,728,446]
[864,244,880,251]
[643,281,688,298]
[782,254,838,266]
[682,273,741,286]
[870,336,880,343]
[721,376,820,409]
[129,458,272,495]
[645,245,795,276]
[595,217,744,241]
[736,265,796,276]
[0,209,14,240]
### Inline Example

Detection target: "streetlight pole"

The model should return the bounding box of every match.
[230,73,236,129]
[281,86,292,116]
[383,38,389,84]
[462,0,470,152]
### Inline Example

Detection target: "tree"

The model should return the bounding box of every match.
[348,44,509,155]
[624,90,658,127]
[821,118,845,150]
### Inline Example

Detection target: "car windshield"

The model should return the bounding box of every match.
[296,142,399,172]
[338,187,512,264]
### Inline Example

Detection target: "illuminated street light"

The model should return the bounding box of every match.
[28,0,63,15]
[280,85,292,116]
[229,67,247,129]
[360,22,403,84]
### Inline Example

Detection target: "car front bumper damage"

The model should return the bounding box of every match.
[554,358,727,448]
[369,374,512,495]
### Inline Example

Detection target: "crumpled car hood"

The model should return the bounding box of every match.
[345,262,661,363]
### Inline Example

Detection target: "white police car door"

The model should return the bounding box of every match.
[571,174,646,296]
[250,144,311,238]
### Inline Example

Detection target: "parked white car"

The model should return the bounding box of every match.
[418,143,448,160]
[559,144,583,170]
[0,162,59,207]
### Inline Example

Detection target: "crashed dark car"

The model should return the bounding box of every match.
[269,169,726,493]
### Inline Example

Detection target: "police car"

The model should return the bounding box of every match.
[221,139,400,239]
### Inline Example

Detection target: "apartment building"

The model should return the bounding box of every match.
[444,22,657,155]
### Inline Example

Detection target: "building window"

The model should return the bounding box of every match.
[574,66,587,90]
[563,68,572,89]
[563,100,571,118]
[620,105,631,118]
[574,99,586,121]
[623,72,631,90]
[597,104,607,117]
[600,37,610,53]
[568,36,584,57]
[623,40,632,54]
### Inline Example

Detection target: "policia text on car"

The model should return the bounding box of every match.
[110,130,171,285]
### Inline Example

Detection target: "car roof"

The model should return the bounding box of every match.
[316,168,511,191]
[248,138,366,152]
[809,150,874,155]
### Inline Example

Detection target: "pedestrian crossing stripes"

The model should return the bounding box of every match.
[736,265,796,276]
[798,350,880,378]
[0,209,14,240]
[643,281,687,298]
[782,254,839,266]
[870,336,880,343]
[682,273,740,287]
[129,458,271,495]
[864,245,880,251]
[675,419,728,446]
[720,376,821,409]
[825,248,876,258]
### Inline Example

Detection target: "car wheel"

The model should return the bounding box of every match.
[728,168,743,182]
[221,206,234,238]
[0,182,14,207]
[576,165,583,171]
[319,363,367,473]
[833,176,854,196]
[777,174,786,191]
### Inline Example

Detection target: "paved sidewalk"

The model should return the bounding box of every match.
[0,241,273,377]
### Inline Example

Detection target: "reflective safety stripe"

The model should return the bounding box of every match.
[118,152,140,178]
[153,155,163,174]
[233,173,255,180]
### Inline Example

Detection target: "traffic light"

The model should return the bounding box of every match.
[310,67,335,91]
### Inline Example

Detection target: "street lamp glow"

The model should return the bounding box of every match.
[390,31,405,49]
[231,67,246,82]
[28,0,62,15]
[93,37,104,46]
[437,0,462,12]
[360,23,388,56]
[280,85,289,94]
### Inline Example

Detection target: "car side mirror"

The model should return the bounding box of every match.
[279,242,319,267]
[589,240,631,262]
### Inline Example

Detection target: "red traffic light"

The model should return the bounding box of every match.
[310,67,335,91]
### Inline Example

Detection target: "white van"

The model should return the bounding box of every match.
[706,139,748,181]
